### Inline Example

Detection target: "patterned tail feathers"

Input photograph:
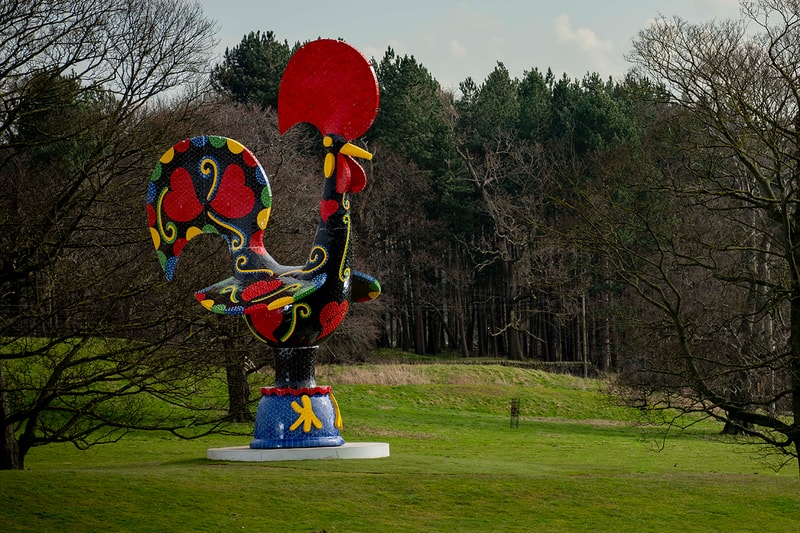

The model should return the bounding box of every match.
[146,136,273,281]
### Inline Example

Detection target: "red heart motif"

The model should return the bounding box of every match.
[320,199,339,222]
[246,308,284,343]
[244,303,268,314]
[319,300,349,339]
[210,164,255,219]
[242,279,282,301]
[163,168,203,222]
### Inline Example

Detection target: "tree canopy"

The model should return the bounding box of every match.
[211,30,296,109]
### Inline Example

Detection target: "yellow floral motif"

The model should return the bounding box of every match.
[290,395,322,433]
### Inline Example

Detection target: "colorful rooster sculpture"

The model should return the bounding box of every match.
[147,39,381,448]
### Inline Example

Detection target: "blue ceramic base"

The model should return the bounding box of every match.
[250,386,344,449]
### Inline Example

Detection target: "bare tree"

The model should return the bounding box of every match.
[0,0,221,470]
[613,0,800,472]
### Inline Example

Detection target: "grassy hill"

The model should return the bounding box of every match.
[2,364,799,532]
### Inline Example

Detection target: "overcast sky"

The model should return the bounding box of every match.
[196,0,743,91]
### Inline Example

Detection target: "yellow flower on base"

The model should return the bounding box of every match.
[290,395,323,432]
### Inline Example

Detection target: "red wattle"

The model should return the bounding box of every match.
[336,155,366,193]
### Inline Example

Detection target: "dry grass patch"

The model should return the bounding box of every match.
[318,363,596,389]
[317,364,432,385]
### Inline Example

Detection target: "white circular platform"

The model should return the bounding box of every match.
[207,442,390,462]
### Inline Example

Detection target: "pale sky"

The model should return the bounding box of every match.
[197,0,743,92]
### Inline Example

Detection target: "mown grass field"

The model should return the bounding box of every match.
[1,364,799,532]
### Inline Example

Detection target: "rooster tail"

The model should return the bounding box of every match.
[146,135,273,281]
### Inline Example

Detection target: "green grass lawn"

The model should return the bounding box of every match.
[2,364,799,532]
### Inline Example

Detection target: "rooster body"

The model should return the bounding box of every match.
[147,39,381,349]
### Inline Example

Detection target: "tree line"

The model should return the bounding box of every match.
[3,0,800,473]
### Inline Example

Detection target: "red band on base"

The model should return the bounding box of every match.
[260,386,332,396]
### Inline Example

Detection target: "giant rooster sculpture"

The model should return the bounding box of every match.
[146,39,381,449]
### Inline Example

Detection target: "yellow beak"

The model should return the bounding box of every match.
[340,142,372,160]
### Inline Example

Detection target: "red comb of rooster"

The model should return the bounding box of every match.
[278,39,379,140]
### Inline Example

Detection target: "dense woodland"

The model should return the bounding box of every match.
[210,35,644,368]
[4,0,800,472]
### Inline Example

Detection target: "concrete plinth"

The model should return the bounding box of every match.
[207,442,389,462]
